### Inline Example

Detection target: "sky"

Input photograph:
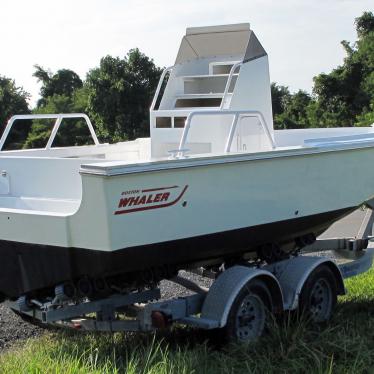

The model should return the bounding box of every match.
[0,0,372,107]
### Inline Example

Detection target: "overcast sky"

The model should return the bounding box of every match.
[0,0,372,106]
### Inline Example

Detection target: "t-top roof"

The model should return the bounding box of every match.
[186,23,250,35]
[175,23,267,65]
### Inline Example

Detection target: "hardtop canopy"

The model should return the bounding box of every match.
[175,23,266,65]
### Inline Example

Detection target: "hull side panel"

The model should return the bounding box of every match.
[0,207,352,298]
[71,146,374,251]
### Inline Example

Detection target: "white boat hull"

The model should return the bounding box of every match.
[1,144,373,299]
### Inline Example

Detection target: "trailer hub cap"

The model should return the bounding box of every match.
[235,294,266,341]
[309,279,332,322]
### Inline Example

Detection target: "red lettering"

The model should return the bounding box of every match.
[154,193,162,203]
[146,194,154,203]
[160,192,170,202]
[129,196,140,206]
[117,190,174,210]
[118,197,132,208]
[138,195,147,205]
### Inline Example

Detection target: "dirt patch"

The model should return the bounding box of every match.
[0,303,45,351]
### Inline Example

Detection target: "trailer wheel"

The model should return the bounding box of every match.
[223,279,271,343]
[299,265,337,323]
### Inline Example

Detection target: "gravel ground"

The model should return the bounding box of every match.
[0,271,212,351]
[160,270,213,299]
[0,303,44,350]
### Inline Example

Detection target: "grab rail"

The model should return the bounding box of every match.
[220,62,242,110]
[177,109,276,157]
[150,66,173,111]
[0,113,100,151]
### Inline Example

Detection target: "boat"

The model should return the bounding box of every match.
[1,23,374,302]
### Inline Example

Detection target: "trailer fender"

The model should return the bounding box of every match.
[201,265,283,328]
[264,256,345,311]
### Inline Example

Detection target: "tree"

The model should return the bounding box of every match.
[309,12,374,127]
[271,83,291,116]
[271,83,312,129]
[24,88,91,149]
[277,90,312,129]
[271,83,291,129]
[24,66,87,149]
[0,76,30,148]
[0,76,29,127]
[86,48,162,142]
[356,102,374,126]
[33,65,83,107]
[355,11,374,37]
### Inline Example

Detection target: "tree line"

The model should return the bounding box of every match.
[0,12,373,149]
[272,11,374,129]
[0,49,162,149]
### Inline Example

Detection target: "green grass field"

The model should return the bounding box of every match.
[1,268,374,374]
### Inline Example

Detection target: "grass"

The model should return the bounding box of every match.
[1,268,374,373]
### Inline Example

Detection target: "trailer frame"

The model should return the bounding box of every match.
[7,239,374,337]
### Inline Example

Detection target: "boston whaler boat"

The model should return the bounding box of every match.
[1,24,374,341]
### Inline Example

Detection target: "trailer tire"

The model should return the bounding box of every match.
[298,264,337,323]
[222,279,272,343]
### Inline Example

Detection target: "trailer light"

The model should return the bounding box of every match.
[72,322,82,329]
[151,311,169,328]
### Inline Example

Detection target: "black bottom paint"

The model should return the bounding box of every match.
[0,207,354,299]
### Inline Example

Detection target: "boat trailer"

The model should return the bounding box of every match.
[7,209,374,342]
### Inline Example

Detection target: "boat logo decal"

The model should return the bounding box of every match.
[114,185,188,215]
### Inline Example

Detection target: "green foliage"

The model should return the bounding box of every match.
[355,101,374,126]
[271,85,312,129]
[33,65,83,108]
[273,11,374,130]
[283,90,312,128]
[23,89,91,149]
[310,12,374,128]
[85,48,162,142]
[21,65,89,149]
[0,76,30,140]
[271,83,291,122]
[7,48,162,149]
[355,11,374,38]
